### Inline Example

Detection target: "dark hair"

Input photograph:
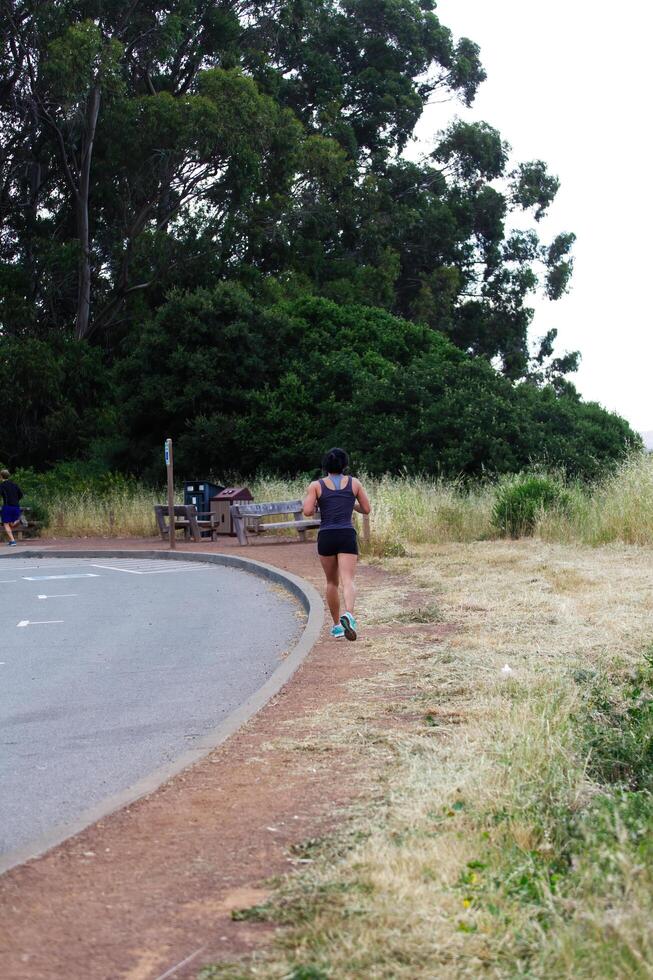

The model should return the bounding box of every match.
[322,447,349,475]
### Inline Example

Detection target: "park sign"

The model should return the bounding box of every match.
[165,439,175,550]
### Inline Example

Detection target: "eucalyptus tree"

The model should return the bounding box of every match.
[1,0,281,338]
[1,0,487,339]
[1,0,574,381]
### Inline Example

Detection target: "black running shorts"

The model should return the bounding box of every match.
[317,527,358,556]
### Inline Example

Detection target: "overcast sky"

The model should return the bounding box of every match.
[411,0,651,433]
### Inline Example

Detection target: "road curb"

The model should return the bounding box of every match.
[0,549,324,876]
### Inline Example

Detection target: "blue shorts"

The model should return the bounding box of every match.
[317,527,358,557]
[2,505,21,524]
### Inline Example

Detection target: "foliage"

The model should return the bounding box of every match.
[1,0,576,378]
[0,336,113,468]
[538,452,653,546]
[581,656,653,792]
[15,454,653,548]
[112,290,638,480]
[492,474,570,537]
[13,461,134,500]
[18,494,50,526]
[0,0,632,482]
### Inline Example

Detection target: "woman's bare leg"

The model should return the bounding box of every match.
[319,555,340,624]
[3,522,15,543]
[337,553,358,614]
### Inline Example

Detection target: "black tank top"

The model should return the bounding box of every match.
[318,477,355,531]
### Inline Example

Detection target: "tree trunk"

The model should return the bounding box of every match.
[74,85,101,340]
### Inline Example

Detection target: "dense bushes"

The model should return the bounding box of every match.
[112,288,639,480]
[0,337,112,469]
[14,461,135,500]
[0,288,639,481]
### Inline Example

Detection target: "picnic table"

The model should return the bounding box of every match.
[154,504,218,542]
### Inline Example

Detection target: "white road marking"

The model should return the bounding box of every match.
[90,563,207,575]
[0,579,17,583]
[23,573,99,581]
[136,568,209,574]
[90,563,142,574]
[37,593,78,599]
[17,620,64,627]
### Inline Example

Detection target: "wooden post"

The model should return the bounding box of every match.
[362,513,371,549]
[232,506,248,546]
[165,438,175,550]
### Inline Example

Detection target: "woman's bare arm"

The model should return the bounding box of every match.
[352,478,371,514]
[303,481,320,517]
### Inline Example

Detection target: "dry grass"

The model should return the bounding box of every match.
[538,454,653,546]
[35,454,653,550]
[199,540,653,979]
[43,488,161,537]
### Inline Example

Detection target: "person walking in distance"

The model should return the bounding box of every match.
[1,469,24,547]
[303,448,371,641]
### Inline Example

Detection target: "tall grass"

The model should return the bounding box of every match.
[250,456,653,552]
[246,472,494,556]
[538,453,653,546]
[39,488,161,538]
[28,453,653,547]
[354,473,495,555]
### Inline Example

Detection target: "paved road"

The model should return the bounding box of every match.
[0,555,303,856]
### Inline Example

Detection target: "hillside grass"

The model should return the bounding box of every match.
[197,539,653,979]
[27,453,653,550]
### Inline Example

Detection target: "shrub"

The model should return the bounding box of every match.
[13,461,136,500]
[113,290,640,480]
[492,474,569,537]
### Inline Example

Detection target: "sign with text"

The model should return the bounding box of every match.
[165,438,175,550]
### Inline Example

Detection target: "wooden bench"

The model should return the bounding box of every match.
[13,507,41,540]
[154,504,217,542]
[231,500,320,545]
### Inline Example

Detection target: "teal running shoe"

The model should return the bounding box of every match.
[340,612,357,641]
[330,624,345,639]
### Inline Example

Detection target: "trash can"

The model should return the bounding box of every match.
[184,481,224,519]
[210,487,253,536]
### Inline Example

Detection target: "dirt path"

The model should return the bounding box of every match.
[0,536,399,980]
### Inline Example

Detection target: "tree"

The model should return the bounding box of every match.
[41,21,123,339]
[1,0,489,341]
[2,0,611,483]
[1,1,290,338]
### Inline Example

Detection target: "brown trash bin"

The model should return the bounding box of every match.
[210,487,253,536]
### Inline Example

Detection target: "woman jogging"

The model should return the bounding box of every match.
[303,448,371,641]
